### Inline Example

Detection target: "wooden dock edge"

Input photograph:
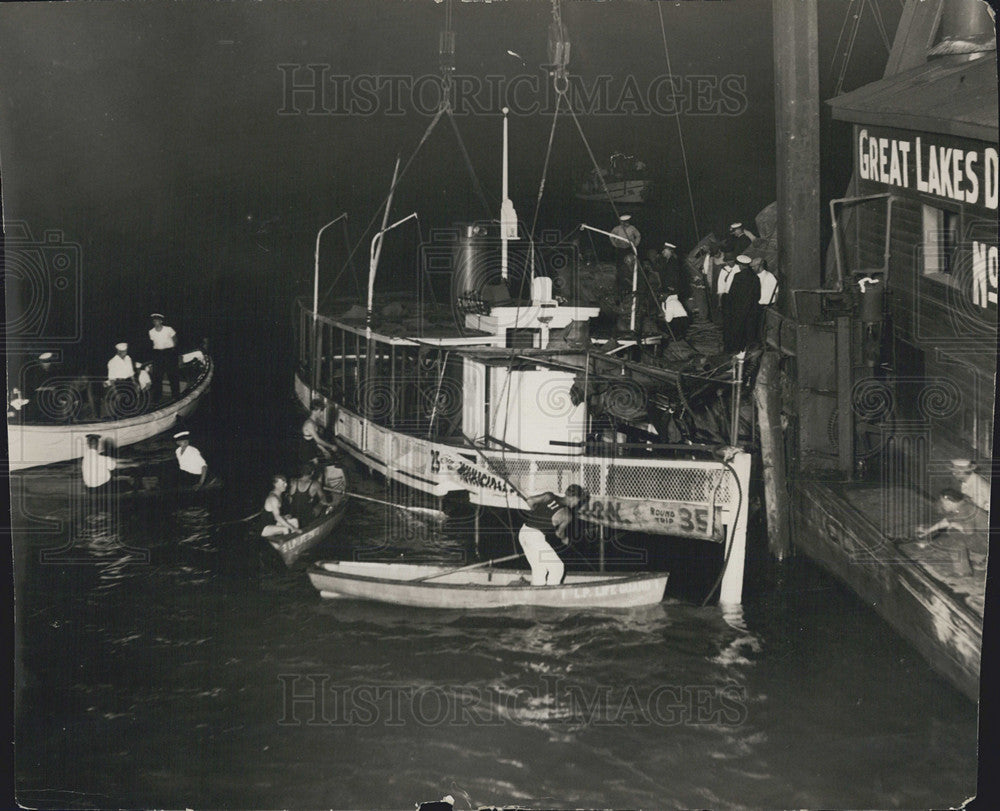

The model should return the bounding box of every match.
[790,479,982,702]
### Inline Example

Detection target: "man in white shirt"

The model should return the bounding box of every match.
[105,342,138,417]
[148,313,180,403]
[950,460,990,513]
[174,430,208,488]
[716,255,738,302]
[81,433,138,489]
[610,214,641,254]
[755,259,779,344]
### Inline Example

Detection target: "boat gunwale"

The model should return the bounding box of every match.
[309,561,668,591]
[268,493,349,561]
[11,356,215,435]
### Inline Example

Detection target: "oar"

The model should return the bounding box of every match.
[344,491,446,520]
[412,552,526,582]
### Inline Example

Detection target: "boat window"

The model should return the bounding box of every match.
[921,204,961,288]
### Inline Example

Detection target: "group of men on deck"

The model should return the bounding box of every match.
[105,313,182,409]
[10,313,183,423]
[608,216,778,354]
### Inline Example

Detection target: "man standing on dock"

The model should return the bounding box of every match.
[519,484,589,586]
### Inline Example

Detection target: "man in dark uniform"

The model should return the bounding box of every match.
[724,222,756,256]
[657,241,689,304]
[721,255,761,353]
[519,484,589,585]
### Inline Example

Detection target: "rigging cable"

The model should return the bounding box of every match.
[319,105,446,307]
[655,2,700,239]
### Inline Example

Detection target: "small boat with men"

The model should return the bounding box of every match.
[265,466,349,566]
[7,351,214,473]
[307,559,669,609]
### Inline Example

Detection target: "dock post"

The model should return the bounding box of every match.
[599,526,606,572]
[719,450,752,604]
[753,350,791,559]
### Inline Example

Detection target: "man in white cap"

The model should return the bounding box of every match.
[174,430,208,489]
[21,352,56,420]
[107,343,136,383]
[726,222,756,256]
[610,214,641,254]
[721,255,760,353]
[104,342,138,417]
[148,313,179,403]
[949,459,990,512]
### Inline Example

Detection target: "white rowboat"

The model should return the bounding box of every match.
[308,560,669,609]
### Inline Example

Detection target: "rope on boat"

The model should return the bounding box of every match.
[319,105,446,308]
[655,2,700,240]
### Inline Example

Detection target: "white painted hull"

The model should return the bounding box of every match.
[309,560,669,609]
[8,359,214,472]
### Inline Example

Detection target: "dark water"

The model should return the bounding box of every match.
[12,467,979,810]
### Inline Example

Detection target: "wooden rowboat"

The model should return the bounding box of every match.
[307,561,669,609]
[7,356,214,473]
[268,491,349,566]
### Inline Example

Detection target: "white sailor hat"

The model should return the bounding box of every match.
[736,254,752,265]
[950,459,976,472]
[730,222,742,230]
[115,342,128,351]
[173,430,190,440]
[150,312,164,319]
[38,351,54,361]
[619,214,632,221]
[662,241,676,249]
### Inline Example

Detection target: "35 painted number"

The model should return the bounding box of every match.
[677,507,709,535]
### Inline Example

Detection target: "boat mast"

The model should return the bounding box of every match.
[500,107,519,281]
[366,154,402,331]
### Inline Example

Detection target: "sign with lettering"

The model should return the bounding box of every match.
[856,126,999,210]
[439,453,517,496]
[577,497,722,541]
[972,239,999,309]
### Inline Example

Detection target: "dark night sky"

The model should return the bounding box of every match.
[0,0,900,363]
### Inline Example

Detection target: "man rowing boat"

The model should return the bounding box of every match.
[519,484,589,586]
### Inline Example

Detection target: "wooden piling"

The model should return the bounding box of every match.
[753,350,791,559]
